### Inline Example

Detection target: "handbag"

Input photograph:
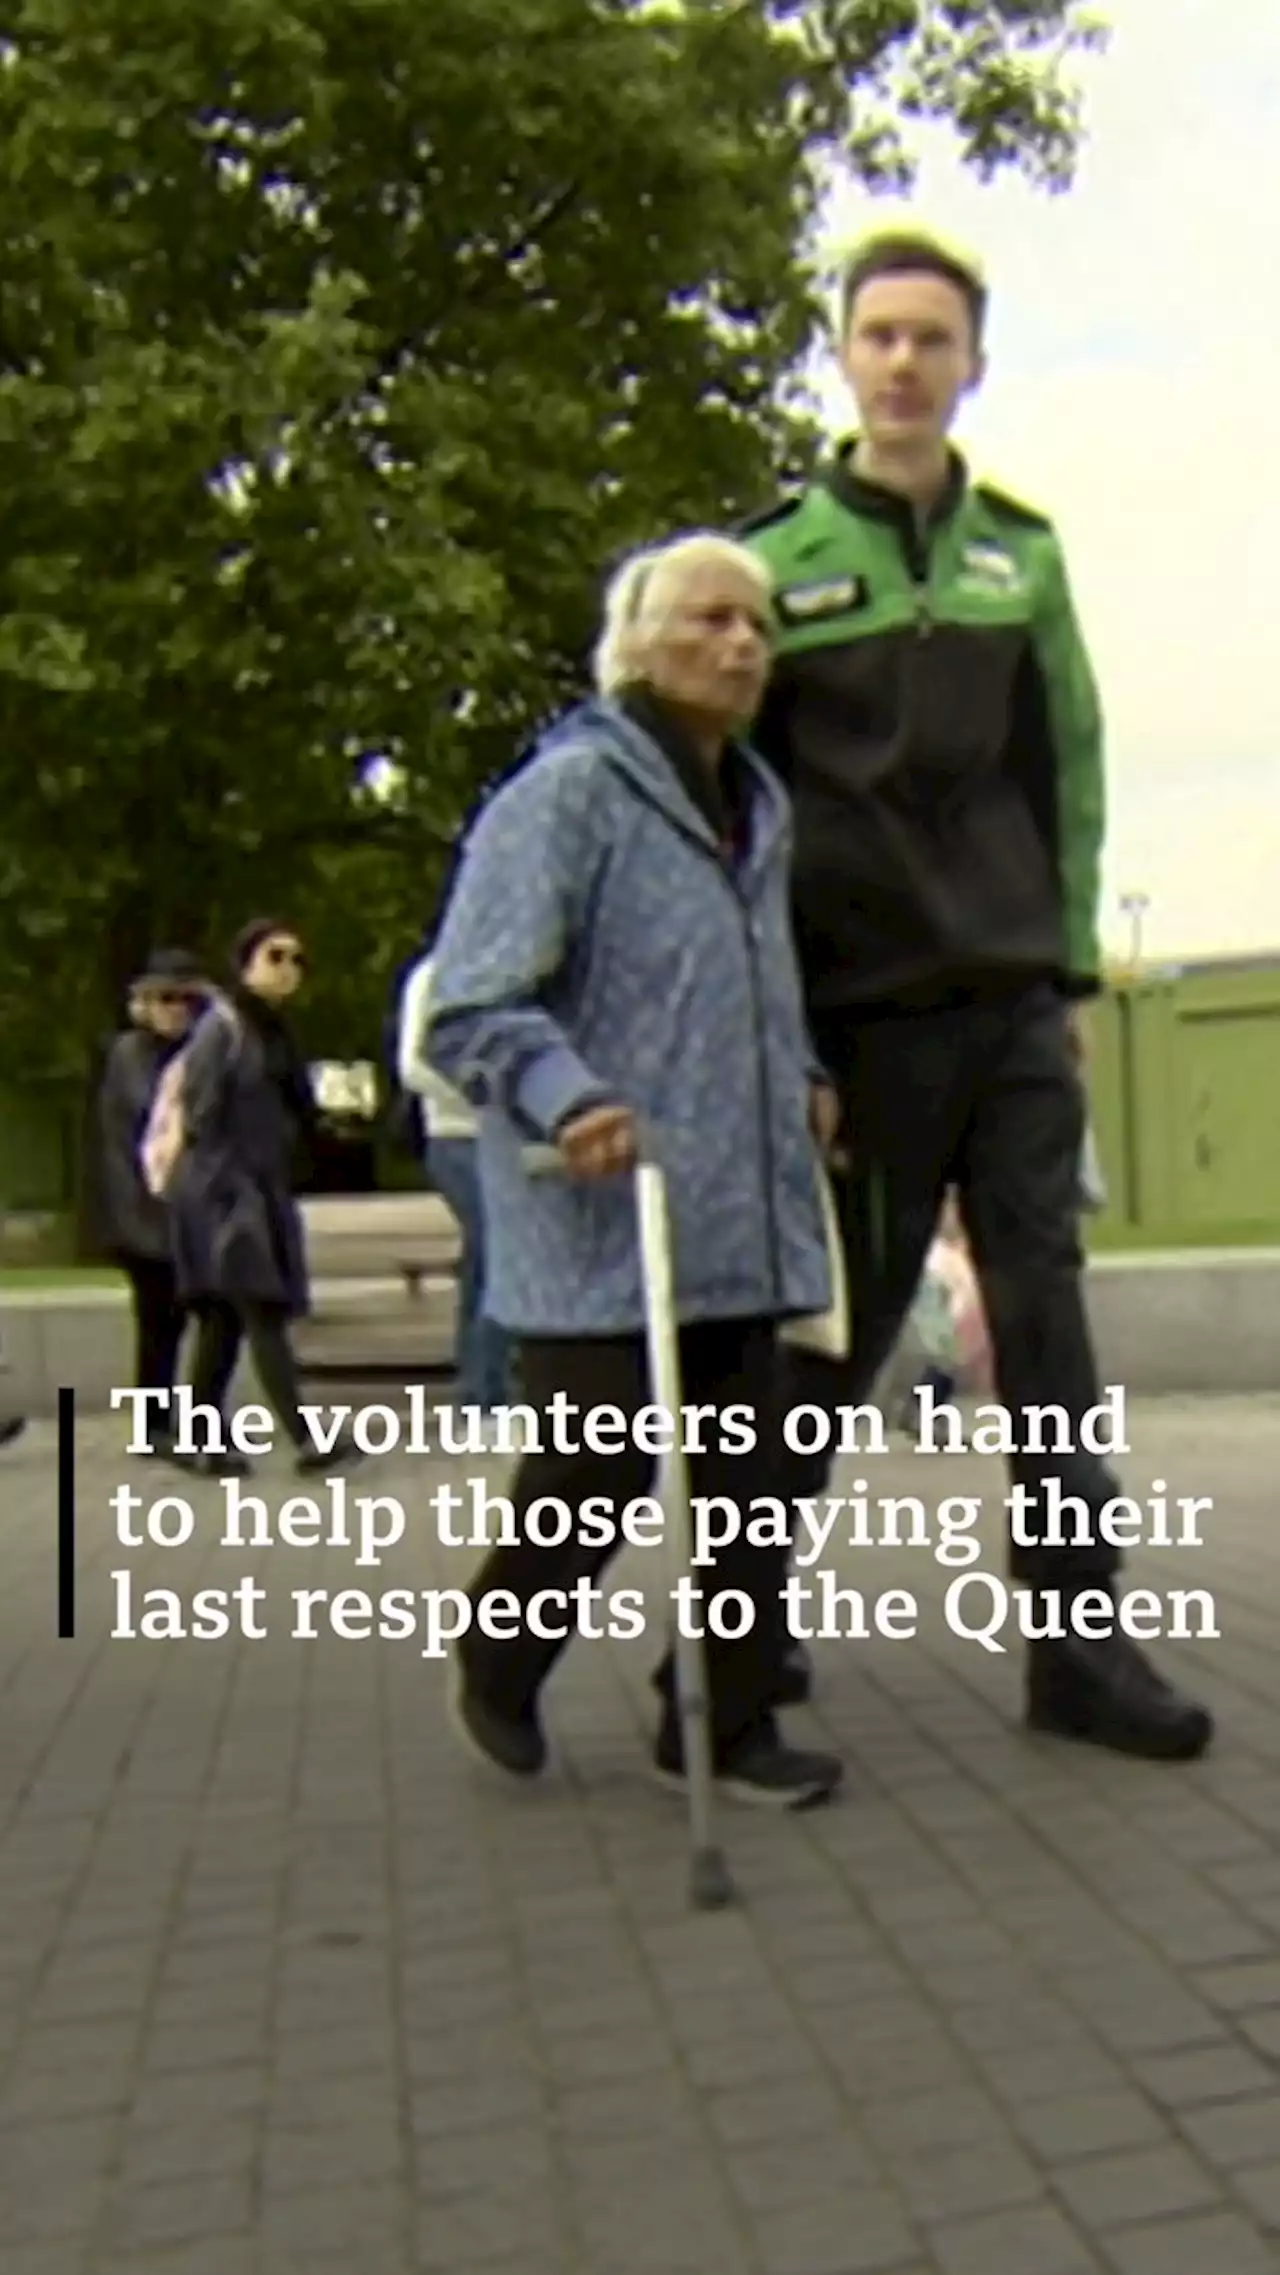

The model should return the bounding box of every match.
[139,997,242,1197]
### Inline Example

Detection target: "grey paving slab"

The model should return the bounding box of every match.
[0,1394,1277,2273]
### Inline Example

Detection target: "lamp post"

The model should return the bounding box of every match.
[1119,891,1150,972]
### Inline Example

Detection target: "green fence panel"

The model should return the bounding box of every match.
[1089,962,1280,1247]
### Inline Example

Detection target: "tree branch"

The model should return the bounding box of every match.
[349,179,584,413]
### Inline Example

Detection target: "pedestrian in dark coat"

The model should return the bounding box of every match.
[164,917,363,1477]
[95,948,207,1444]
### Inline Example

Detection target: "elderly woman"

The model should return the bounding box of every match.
[423,531,844,1811]
[96,948,208,1439]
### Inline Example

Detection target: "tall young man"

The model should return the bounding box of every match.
[741,227,1212,1761]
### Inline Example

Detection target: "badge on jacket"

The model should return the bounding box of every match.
[775,574,869,625]
[959,541,1023,594]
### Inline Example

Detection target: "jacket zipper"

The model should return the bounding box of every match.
[905,507,933,638]
[605,755,787,1308]
[730,877,785,1309]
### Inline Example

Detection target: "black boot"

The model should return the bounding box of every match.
[448,1652,546,1779]
[296,1425,367,1476]
[159,1442,251,1479]
[1025,1583,1214,1761]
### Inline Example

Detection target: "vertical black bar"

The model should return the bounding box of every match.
[57,1385,76,1639]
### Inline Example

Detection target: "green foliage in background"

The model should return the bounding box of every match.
[0,0,1104,1076]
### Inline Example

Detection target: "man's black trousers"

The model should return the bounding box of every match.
[460,1318,790,1753]
[788,980,1123,1588]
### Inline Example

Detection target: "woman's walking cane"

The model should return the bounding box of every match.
[524,1135,737,1911]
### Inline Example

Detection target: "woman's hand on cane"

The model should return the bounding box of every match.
[555,1102,639,1177]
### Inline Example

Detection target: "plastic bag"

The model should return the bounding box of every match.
[1078,1122,1108,1214]
[911,1235,992,1390]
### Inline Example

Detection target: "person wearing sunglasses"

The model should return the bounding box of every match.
[95,947,208,1449]
[163,918,362,1476]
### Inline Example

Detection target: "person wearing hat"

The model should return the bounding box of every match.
[736,223,1212,1764]
[162,918,363,1477]
[95,948,209,1446]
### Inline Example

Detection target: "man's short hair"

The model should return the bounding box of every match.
[838,225,988,342]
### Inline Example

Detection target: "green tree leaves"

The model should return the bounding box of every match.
[0,0,1103,1076]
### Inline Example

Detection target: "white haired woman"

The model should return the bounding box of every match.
[422,531,844,1810]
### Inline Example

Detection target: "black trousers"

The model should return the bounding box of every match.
[121,1255,190,1405]
[188,1297,309,1449]
[786,980,1121,1586]
[460,1318,791,1752]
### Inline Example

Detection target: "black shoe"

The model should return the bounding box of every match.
[0,1416,27,1450]
[448,1657,546,1779]
[1026,1613,1214,1762]
[654,1714,842,1811]
[158,1443,251,1479]
[296,1428,366,1477]
[206,1447,252,1479]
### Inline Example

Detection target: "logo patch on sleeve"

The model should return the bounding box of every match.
[959,541,1023,593]
[775,575,869,625]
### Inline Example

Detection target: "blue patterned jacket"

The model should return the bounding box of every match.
[424,696,832,1337]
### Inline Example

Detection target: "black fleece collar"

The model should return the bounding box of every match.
[822,435,968,531]
[614,684,752,859]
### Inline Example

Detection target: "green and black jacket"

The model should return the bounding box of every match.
[740,440,1105,1014]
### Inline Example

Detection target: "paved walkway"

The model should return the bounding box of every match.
[1,1395,1278,2274]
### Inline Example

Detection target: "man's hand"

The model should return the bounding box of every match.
[1065,1002,1090,1066]
[555,1102,638,1177]
[809,1081,843,1159]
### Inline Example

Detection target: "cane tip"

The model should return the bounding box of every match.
[689,1849,737,1910]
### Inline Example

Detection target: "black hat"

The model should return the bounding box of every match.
[132,947,205,989]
